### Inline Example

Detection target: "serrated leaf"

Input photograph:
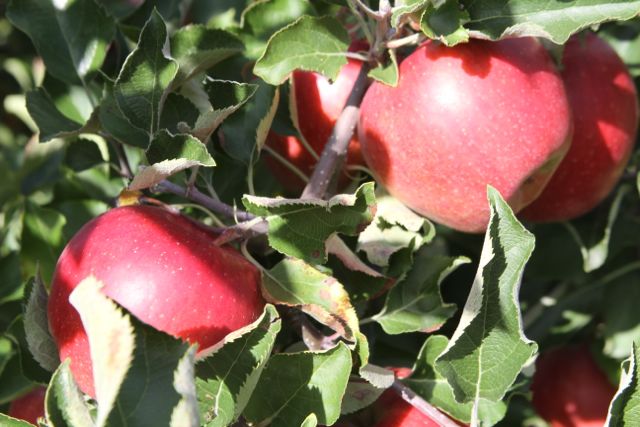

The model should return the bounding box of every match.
[5,316,51,384]
[170,347,199,427]
[0,414,34,427]
[368,49,399,87]
[159,93,200,135]
[26,88,86,142]
[98,81,150,148]
[326,235,383,278]
[341,377,387,415]
[244,343,352,427]
[128,131,215,191]
[358,194,432,268]
[404,335,507,425]
[170,25,244,88]
[462,0,640,44]
[114,9,178,134]
[374,248,468,335]
[565,184,632,273]
[263,258,359,342]
[243,182,376,264]
[196,305,281,427]
[391,0,430,28]
[434,187,537,416]
[69,276,135,426]
[607,342,640,426]
[218,80,278,165]
[420,0,470,46]
[45,361,94,427]
[192,79,258,143]
[253,15,349,85]
[7,0,115,85]
[24,273,60,373]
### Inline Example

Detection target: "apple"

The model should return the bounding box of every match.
[358,38,573,233]
[265,44,367,193]
[48,205,265,397]
[531,346,616,427]
[7,387,46,424]
[373,392,440,427]
[521,32,639,222]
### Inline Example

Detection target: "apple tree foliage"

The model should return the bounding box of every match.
[0,1,640,426]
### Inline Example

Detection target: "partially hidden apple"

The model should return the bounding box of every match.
[521,32,639,222]
[359,38,573,233]
[48,205,265,397]
[265,44,367,193]
[531,346,616,427]
[7,387,46,424]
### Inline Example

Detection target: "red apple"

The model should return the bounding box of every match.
[521,32,639,222]
[265,45,366,193]
[531,346,616,427]
[8,387,46,425]
[358,38,573,233]
[373,393,440,427]
[48,205,265,397]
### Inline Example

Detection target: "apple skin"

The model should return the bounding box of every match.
[521,32,639,222]
[359,38,573,233]
[266,55,365,193]
[48,205,265,397]
[8,387,46,424]
[531,346,616,427]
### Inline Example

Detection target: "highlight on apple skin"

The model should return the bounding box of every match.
[531,345,616,427]
[359,37,573,233]
[47,205,265,397]
[521,32,639,222]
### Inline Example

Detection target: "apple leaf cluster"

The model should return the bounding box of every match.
[0,1,639,427]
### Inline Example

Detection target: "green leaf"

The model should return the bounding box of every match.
[128,130,216,191]
[159,93,200,135]
[114,9,178,134]
[196,304,281,427]
[6,316,51,384]
[434,187,537,413]
[69,276,135,426]
[170,25,244,88]
[462,0,640,44]
[564,184,632,273]
[244,343,352,427]
[300,413,318,427]
[26,88,86,142]
[22,204,67,281]
[404,335,507,425]
[358,194,433,268]
[340,377,387,415]
[243,182,376,264]
[218,80,279,165]
[603,271,640,359]
[69,276,198,427]
[420,0,470,46]
[253,15,349,85]
[0,414,34,427]
[391,0,429,28]
[368,49,399,87]
[193,79,258,143]
[7,0,115,84]
[374,248,469,335]
[65,138,105,172]
[24,274,60,373]
[262,258,359,342]
[607,342,640,426]
[45,361,94,427]
[602,22,640,77]
[100,0,144,20]
[98,81,150,148]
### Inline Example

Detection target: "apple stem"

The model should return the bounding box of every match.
[108,138,134,179]
[351,0,387,21]
[391,380,462,427]
[386,32,425,49]
[154,180,255,222]
[301,63,371,199]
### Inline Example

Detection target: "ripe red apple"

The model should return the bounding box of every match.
[521,32,639,222]
[359,38,573,233]
[7,387,46,424]
[48,205,265,397]
[531,346,616,427]
[373,393,440,427]
[265,46,366,192]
